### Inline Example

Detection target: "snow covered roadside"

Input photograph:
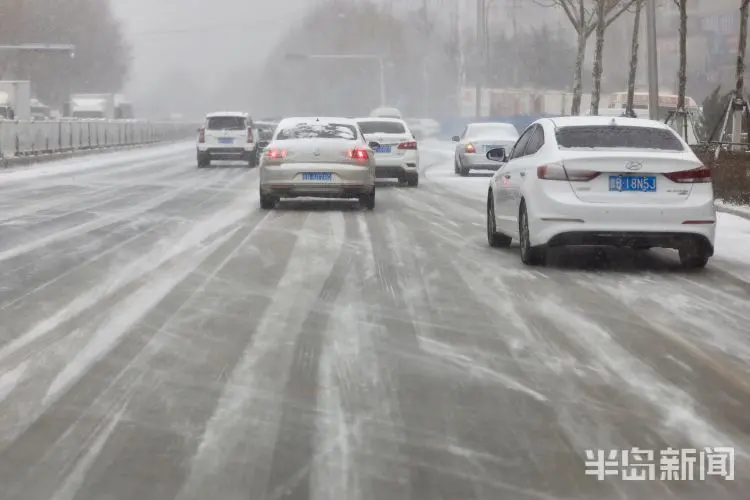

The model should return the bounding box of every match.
[0,141,193,186]
[420,140,750,267]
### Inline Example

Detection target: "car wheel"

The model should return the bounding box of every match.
[247,152,257,168]
[519,202,545,266]
[197,155,210,168]
[678,244,710,269]
[407,173,419,187]
[360,190,375,210]
[459,166,470,177]
[259,191,276,210]
[454,159,460,175]
[487,191,511,248]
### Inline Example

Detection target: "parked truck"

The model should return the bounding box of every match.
[65,93,116,119]
[0,80,32,121]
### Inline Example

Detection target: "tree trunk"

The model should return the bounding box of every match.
[590,0,607,115]
[673,0,688,139]
[676,0,687,111]
[626,0,643,115]
[571,31,586,115]
[733,0,749,149]
[570,0,587,115]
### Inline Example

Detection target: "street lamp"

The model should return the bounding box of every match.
[645,0,659,120]
[285,53,387,107]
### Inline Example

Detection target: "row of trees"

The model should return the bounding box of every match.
[0,0,130,107]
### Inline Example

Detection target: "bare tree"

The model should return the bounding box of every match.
[625,0,643,115]
[537,0,636,115]
[589,1,607,114]
[733,0,750,147]
[673,0,688,112]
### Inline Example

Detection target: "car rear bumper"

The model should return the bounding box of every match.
[260,163,375,198]
[543,230,714,254]
[525,182,717,251]
[197,145,255,155]
[458,153,500,170]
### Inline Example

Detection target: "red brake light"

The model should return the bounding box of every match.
[347,148,369,160]
[537,164,599,181]
[198,128,205,143]
[398,140,417,150]
[266,148,286,159]
[247,127,254,143]
[663,166,711,183]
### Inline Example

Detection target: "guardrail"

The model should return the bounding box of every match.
[0,119,197,159]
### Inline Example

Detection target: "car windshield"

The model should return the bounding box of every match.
[72,111,105,119]
[206,116,246,130]
[357,121,406,134]
[467,123,518,138]
[275,122,357,140]
[556,125,684,151]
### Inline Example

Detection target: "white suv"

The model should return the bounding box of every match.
[197,112,259,167]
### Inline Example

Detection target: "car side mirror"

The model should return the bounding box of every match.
[257,140,269,149]
[486,148,507,162]
[368,141,380,149]
[451,135,460,142]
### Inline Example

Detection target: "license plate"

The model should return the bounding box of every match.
[301,172,332,181]
[218,137,234,144]
[374,145,391,153]
[609,175,657,192]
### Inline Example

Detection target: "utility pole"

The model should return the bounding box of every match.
[475,0,485,118]
[645,0,659,120]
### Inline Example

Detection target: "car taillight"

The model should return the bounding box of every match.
[347,148,369,161]
[537,164,599,181]
[398,140,417,150]
[247,127,254,143]
[266,148,286,159]
[465,143,476,153]
[198,128,205,143]
[663,166,711,183]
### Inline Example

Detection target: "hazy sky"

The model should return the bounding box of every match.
[110,0,318,113]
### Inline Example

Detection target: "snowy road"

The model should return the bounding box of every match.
[0,141,749,499]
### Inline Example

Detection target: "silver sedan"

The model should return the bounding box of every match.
[452,122,519,176]
[259,117,376,209]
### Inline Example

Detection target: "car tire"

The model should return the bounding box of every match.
[259,191,276,210]
[519,202,545,266]
[360,190,375,210]
[197,155,210,168]
[454,159,460,175]
[406,173,419,187]
[678,244,710,269]
[247,150,259,168]
[487,192,511,248]
[459,166,470,176]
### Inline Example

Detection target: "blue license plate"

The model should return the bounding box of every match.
[301,172,332,181]
[218,137,234,144]
[374,145,391,153]
[609,175,657,192]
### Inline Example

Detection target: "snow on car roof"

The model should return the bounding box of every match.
[279,116,358,126]
[549,115,669,129]
[205,111,248,118]
[354,117,405,123]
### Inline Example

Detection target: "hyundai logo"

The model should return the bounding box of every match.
[625,161,643,171]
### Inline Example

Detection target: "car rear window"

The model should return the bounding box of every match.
[556,125,684,151]
[357,121,406,134]
[275,122,358,140]
[206,116,246,130]
[256,126,275,140]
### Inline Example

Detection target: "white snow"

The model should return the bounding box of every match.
[0,141,193,185]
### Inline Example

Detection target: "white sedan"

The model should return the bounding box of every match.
[355,117,419,186]
[485,116,715,268]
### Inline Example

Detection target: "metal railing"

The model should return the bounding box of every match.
[0,119,197,158]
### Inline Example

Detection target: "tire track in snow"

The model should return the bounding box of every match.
[0,162,246,265]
